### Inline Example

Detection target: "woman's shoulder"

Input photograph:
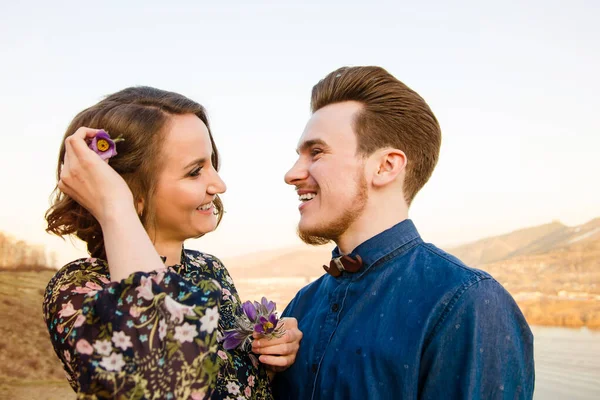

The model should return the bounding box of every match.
[44,258,110,308]
[184,249,225,268]
[50,257,109,283]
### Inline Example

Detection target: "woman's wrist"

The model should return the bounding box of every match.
[96,200,138,228]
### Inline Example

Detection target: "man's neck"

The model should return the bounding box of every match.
[336,202,409,255]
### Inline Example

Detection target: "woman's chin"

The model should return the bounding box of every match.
[191,222,218,238]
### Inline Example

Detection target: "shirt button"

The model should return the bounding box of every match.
[331,303,339,312]
[312,363,318,373]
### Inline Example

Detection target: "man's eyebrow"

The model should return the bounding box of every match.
[183,158,207,169]
[296,139,329,154]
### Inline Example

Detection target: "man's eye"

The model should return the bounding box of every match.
[189,167,202,177]
[310,148,323,157]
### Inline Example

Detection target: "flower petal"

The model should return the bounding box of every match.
[88,130,118,160]
[223,330,246,350]
[254,323,265,334]
[242,301,258,322]
[268,313,278,327]
[261,297,276,314]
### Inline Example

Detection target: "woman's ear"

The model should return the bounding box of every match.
[136,198,144,218]
[371,149,407,187]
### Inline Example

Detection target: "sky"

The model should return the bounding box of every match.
[1,0,598,266]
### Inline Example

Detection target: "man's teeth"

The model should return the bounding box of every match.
[197,202,213,211]
[299,193,316,202]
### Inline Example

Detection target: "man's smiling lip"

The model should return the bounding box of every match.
[298,195,317,211]
[296,189,317,195]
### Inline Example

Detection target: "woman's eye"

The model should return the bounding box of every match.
[189,167,202,177]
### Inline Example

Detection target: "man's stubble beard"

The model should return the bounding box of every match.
[298,169,368,246]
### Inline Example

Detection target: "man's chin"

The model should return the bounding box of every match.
[297,225,333,246]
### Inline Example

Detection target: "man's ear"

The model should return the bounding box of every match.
[371,149,407,187]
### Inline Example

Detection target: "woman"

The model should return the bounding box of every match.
[43,87,301,399]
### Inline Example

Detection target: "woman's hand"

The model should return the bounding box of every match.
[58,127,135,224]
[59,127,165,280]
[251,317,303,373]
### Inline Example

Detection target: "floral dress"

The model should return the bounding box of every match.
[43,249,273,399]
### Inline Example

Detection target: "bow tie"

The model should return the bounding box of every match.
[323,254,364,277]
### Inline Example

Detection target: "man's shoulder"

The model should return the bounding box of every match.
[409,242,526,328]
[386,241,503,310]
[411,241,493,282]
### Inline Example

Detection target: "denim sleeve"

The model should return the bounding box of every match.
[419,278,535,400]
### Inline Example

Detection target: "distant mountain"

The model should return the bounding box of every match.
[446,219,600,267]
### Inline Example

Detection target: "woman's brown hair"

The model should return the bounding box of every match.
[45,86,224,260]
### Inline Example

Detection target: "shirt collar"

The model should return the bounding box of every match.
[331,219,421,275]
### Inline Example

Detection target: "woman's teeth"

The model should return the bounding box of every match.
[299,193,316,202]
[197,202,213,211]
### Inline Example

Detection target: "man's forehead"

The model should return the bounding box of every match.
[296,114,357,151]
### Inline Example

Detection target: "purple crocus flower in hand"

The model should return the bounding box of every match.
[255,314,278,335]
[242,301,258,322]
[223,330,247,350]
[88,130,121,160]
[221,296,285,352]
[260,297,276,314]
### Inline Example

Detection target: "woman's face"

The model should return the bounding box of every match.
[148,113,226,243]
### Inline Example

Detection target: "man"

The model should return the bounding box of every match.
[271,66,534,399]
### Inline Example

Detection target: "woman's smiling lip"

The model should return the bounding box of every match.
[196,201,214,214]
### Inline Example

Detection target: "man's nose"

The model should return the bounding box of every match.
[284,158,308,186]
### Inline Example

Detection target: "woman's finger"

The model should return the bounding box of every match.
[71,126,103,140]
[62,141,71,174]
[67,128,103,161]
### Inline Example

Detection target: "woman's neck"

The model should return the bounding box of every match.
[153,239,184,267]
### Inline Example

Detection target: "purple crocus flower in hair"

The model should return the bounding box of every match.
[88,130,122,160]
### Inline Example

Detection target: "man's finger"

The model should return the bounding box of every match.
[254,329,299,348]
[253,342,297,356]
[259,354,294,368]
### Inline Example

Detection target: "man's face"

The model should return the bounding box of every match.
[285,101,368,245]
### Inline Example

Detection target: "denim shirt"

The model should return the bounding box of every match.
[273,220,534,399]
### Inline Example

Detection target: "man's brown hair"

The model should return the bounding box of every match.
[311,66,441,205]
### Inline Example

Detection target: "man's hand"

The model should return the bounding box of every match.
[251,317,302,373]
